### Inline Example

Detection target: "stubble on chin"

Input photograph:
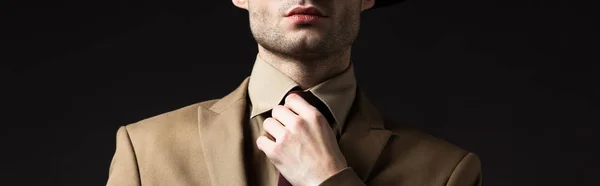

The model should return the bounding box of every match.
[252,22,327,58]
[249,2,360,60]
[285,31,333,58]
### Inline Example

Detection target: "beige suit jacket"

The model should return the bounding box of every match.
[106,77,482,186]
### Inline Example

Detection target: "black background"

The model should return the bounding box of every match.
[2,0,596,185]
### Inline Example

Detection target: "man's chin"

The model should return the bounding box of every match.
[285,42,324,53]
[288,32,321,41]
[288,33,327,47]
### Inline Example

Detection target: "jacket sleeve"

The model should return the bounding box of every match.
[106,126,141,186]
[318,167,366,186]
[446,153,483,186]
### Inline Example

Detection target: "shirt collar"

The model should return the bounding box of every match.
[248,54,357,130]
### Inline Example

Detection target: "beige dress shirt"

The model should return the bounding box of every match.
[245,55,358,186]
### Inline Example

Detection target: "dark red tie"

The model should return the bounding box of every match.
[276,89,335,186]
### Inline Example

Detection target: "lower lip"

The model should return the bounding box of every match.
[286,14,325,24]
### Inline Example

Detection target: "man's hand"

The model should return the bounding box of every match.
[256,93,348,186]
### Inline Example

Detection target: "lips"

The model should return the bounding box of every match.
[285,7,327,17]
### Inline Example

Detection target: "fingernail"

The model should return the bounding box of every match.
[285,94,294,101]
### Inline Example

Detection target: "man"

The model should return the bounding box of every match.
[106,0,483,185]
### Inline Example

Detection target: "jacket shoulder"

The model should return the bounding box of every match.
[390,127,468,156]
[121,99,220,151]
[384,119,469,155]
[370,120,480,185]
[112,99,221,185]
[125,99,219,133]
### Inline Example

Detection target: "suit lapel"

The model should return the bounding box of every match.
[196,78,391,185]
[198,77,250,186]
[338,90,392,182]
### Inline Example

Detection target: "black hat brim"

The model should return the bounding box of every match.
[372,0,405,9]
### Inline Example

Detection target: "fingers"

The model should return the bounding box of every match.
[263,117,288,141]
[271,105,303,131]
[256,135,278,162]
[284,93,323,122]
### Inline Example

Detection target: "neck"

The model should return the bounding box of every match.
[257,46,352,89]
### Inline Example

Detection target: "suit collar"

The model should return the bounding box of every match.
[198,78,390,185]
[338,89,391,181]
